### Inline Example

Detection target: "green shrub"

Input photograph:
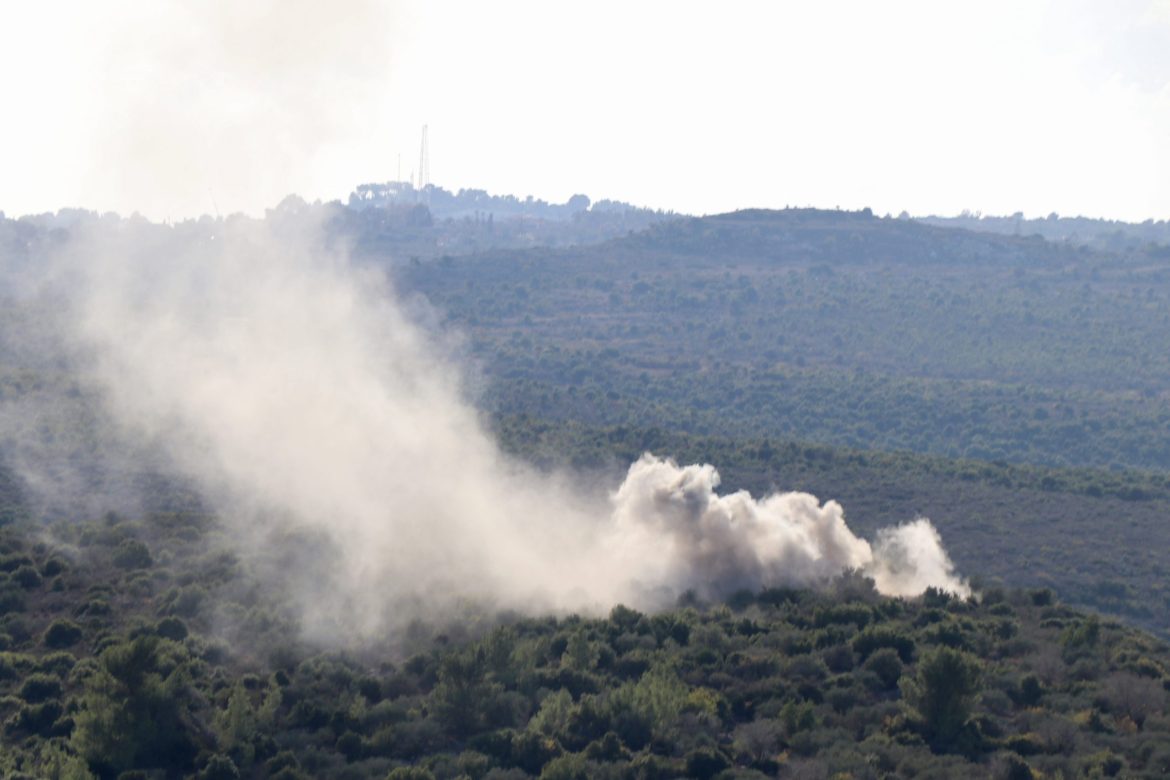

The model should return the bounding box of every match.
[336,730,363,761]
[852,627,915,663]
[584,731,628,763]
[172,586,209,618]
[511,730,563,774]
[1005,733,1042,756]
[40,557,68,577]
[264,751,300,775]
[538,752,593,780]
[11,699,64,736]
[1014,675,1043,707]
[0,553,33,573]
[156,617,188,641]
[814,603,873,629]
[78,598,112,617]
[43,619,84,649]
[1030,589,1055,607]
[863,647,903,690]
[822,643,855,673]
[0,582,25,612]
[199,756,240,780]
[11,565,42,589]
[995,752,1035,780]
[18,672,62,703]
[112,540,152,570]
[39,651,78,676]
[683,747,729,780]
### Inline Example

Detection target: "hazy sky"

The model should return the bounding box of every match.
[2,0,1168,221]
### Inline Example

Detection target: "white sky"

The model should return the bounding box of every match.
[1,0,1169,221]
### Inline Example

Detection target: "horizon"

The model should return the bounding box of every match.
[6,178,1170,227]
[3,1,1169,223]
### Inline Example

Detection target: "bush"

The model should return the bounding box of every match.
[113,540,152,570]
[683,747,729,780]
[0,553,33,573]
[43,620,84,649]
[822,643,855,673]
[11,565,42,589]
[814,603,873,629]
[18,672,62,703]
[994,752,1035,780]
[538,753,594,780]
[264,751,300,775]
[0,582,25,613]
[511,730,563,774]
[199,756,241,780]
[40,557,68,577]
[336,730,363,761]
[162,585,206,618]
[11,699,64,736]
[156,617,189,641]
[1030,589,1055,607]
[852,628,915,663]
[39,652,77,677]
[863,647,904,690]
[1013,675,1043,707]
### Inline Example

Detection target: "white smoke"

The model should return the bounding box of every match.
[607,455,969,606]
[8,212,968,639]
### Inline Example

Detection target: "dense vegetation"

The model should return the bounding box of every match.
[492,416,1170,639]
[5,200,1170,777]
[919,211,1170,253]
[392,208,1170,472]
[10,204,1170,473]
[3,502,1170,779]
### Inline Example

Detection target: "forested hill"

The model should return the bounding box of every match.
[919,211,1170,253]
[618,208,1075,268]
[492,416,1170,641]
[3,205,1170,777]
[2,487,1170,779]
[393,207,1170,472]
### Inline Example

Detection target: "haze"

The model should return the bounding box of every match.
[2,0,1168,222]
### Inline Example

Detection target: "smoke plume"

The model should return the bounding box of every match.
[3,210,968,639]
[608,455,968,606]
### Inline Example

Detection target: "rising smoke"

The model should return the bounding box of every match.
[0,206,969,640]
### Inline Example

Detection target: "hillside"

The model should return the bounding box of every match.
[918,212,1170,253]
[393,208,1170,472]
[2,501,1170,779]
[3,204,1170,778]
[492,417,1170,640]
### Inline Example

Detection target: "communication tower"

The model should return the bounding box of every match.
[418,125,430,191]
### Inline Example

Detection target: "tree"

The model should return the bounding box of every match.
[901,646,981,750]
[71,636,204,776]
[429,648,503,738]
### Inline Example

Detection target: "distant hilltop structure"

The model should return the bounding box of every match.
[349,181,655,223]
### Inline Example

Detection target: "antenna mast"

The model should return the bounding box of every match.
[418,124,430,191]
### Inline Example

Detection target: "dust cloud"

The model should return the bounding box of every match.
[2,210,968,639]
